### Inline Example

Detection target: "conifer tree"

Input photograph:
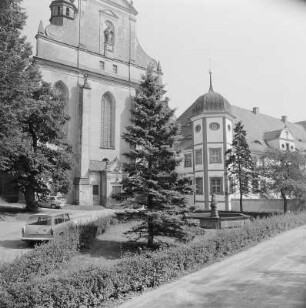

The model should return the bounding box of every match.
[226,121,256,212]
[122,67,192,247]
[0,0,73,211]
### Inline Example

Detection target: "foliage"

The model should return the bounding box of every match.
[0,0,73,211]
[0,215,113,287]
[260,149,306,213]
[121,67,192,246]
[226,121,257,212]
[1,212,306,308]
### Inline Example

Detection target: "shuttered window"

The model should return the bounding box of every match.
[101,94,114,149]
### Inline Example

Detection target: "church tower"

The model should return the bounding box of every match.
[189,72,234,210]
[35,0,161,206]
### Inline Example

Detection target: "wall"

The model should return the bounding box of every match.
[231,198,306,212]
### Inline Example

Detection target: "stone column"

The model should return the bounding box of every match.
[77,74,92,206]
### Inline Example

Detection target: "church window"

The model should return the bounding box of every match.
[113,64,118,74]
[210,177,223,194]
[195,177,203,195]
[66,7,70,16]
[100,61,105,70]
[286,143,289,151]
[101,93,115,149]
[209,148,222,164]
[195,149,202,165]
[53,81,69,135]
[184,154,192,168]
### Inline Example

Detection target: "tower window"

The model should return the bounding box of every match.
[113,65,118,74]
[66,7,70,16]
[57,6,61,15]
[184,154,192,168]
[210,177,223,194]
[209,148,222,164]
[195,149,202,165]
[195,177,204,195]
[100,61,105,70]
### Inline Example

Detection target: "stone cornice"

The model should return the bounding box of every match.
[98,0,138,15]
[34,57,139,88]
[35,34,155,72]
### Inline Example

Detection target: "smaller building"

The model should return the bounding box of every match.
[177,72,306,211]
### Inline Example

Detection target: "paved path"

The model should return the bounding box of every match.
[118,226,306,308]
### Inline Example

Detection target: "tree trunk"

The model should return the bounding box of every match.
[281,189,288,214]
[240,191,243,213]
[24,186,38,212]
[147,216,154,247]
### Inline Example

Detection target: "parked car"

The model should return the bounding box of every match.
[21,212,71,244]
[38,193,67,209]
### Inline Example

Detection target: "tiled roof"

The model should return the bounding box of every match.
[177,104,306,152]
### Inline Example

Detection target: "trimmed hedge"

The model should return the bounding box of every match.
[0,215,113,288]
[0,212,305,308]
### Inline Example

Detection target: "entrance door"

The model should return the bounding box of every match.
[92,184,100,205]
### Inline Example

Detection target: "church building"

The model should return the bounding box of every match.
[177,72,306,211]
[34,0,161,206]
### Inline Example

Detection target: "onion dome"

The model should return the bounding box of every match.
[192,71,231,115]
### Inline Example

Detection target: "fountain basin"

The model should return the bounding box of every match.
[189,211,250,229]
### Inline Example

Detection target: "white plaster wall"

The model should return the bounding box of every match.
[206,118,223,143]
[193,118,203,145]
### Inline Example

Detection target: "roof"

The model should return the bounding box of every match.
[177,104,306,153]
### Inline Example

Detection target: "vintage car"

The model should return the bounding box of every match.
[21,212,71,244]
[38,194,67,209]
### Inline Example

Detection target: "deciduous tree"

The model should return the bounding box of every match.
[260,149,306,213]
[0,0,73,211]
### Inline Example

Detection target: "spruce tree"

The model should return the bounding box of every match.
[226,121,256,212]
[0,0,73,211]
[122,67,192,247]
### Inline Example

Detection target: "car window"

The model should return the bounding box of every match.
[27,216,52,226]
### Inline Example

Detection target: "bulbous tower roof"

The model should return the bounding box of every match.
[192,72,231,115]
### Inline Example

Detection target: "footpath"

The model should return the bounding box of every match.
[118,226,306,308]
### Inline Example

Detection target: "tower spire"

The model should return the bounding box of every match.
[209,70,214,92]
[209,59,214,92]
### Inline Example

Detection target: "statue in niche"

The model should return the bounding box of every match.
[104,22,114,45]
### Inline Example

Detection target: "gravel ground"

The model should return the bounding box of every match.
[0,204,115,264]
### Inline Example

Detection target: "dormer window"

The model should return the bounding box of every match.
[254,140,262,145]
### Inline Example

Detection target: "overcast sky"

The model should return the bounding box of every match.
[23,0,305,122]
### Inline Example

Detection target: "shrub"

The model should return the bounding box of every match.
[0,215,113,287]
[1,212,305,307]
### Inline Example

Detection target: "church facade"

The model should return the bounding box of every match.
[34,0,161,206]
[177,73,306,211]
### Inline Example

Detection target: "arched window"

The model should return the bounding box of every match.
[53,80,69,135]
[101,93,115,149]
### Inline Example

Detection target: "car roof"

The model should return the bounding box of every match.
[28,212,70,218]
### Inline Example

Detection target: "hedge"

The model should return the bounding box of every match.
[0,212,305,308]
[0,215,113,288]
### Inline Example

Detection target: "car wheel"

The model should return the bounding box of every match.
[51,204,56,209]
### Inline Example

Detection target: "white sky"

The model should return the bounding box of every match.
[23,0,305,122]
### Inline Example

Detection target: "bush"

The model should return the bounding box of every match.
[0,215,113,287]
[1,212,305,307]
